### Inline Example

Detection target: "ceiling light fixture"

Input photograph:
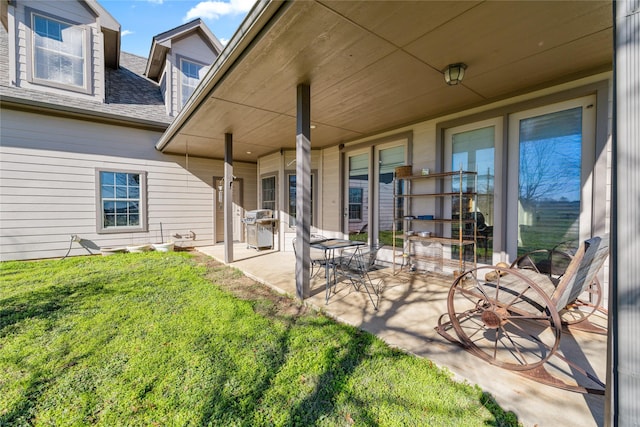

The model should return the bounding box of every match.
[443,63,467,86]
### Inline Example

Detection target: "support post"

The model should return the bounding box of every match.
[609,2,640,425]
[224,133,234,264]
[295,83,311,300]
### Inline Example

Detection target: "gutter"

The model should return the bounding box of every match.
[155,0,289,152]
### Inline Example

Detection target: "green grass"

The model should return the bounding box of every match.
[0,252,519,426]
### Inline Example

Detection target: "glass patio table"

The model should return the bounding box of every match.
[309,238,365,304]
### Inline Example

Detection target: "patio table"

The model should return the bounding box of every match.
[310,238,365,304]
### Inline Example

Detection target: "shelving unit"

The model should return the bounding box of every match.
[392,169,478,276]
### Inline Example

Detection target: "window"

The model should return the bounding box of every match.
[349,188,363,220]
[180,59,203,108]
[261,176,276,211]
[96,170,147,233]
[30,12,86,90]
[288,173,314,227]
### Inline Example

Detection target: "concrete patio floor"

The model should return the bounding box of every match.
[197,243,608,427]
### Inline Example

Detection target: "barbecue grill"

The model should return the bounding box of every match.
[243,209,276,250]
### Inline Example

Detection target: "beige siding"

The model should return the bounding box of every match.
[13,0,104,101]
[168,35,218,116]
[0,109,256,261]
[321,146,341,235]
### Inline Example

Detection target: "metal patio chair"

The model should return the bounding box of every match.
[337,244,384,310]
[435,235,609,393]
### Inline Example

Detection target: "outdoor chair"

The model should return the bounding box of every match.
[509,240,605,331]
[337,244,384,310]
[292,235,330,279]
[435,235,609,394]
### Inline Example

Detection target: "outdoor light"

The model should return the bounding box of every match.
[443,63,467,85]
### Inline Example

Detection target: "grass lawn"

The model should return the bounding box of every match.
[1,252,519,426]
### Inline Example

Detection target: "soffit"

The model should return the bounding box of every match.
[161,0,612,162]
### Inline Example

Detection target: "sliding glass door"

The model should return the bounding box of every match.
[508,96,595,259]
[444,96,595,264]
[344,138,407,248]
[445,118,503,264]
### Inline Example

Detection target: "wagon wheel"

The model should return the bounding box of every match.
[561,277,604,325]
[447,266,562,371]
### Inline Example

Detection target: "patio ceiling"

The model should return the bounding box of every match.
[157,0,612,163]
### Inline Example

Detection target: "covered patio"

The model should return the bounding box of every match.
[157,0,638,424]
[198,243,608,427]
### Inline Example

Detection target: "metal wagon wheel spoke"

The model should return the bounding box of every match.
[561,277,604,325]
[448,267,562,371]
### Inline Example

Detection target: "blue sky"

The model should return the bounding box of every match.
[100,0,255,58]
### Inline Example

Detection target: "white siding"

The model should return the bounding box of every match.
[0,109,256,261]
[13,0,104,101]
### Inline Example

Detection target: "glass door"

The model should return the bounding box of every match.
[344,139,408,249]
[375,145,405,248]
[507,96,595,260]
[345,151,370,241]
[445,118,503,264]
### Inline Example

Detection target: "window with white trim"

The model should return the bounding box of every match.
[180,59,203,108]
[31,13,86,89]
[96,170,147,233]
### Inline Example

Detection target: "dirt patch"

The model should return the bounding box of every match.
[190,250,310,319]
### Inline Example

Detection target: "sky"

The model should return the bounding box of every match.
[100,0,256,58]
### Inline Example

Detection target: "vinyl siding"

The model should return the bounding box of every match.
[0,109,256,261]
[322,146,341,234]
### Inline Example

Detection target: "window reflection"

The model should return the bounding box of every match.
[518,107,582,254]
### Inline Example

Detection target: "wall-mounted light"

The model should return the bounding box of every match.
[443,63,467,85]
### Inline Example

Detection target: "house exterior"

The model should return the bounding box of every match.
[0,0,256,261]
[1,0,638,423]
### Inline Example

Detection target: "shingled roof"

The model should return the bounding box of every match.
[0,24,172,129]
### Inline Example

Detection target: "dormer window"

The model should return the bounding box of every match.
[180,58,204,108]
[26,9,91,93]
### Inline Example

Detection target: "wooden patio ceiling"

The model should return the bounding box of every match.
[157,0,612,162]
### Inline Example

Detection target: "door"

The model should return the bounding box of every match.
[445,118,503,264]
[214,177,243,243]
[507,96,596,260]
[343,140,407,248]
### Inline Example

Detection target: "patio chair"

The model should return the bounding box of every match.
[435,235,609,394]
[292,235,330,279]
[337,244,384,310]
[508,240,606,332]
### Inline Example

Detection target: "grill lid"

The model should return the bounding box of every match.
[243,209,273,224]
